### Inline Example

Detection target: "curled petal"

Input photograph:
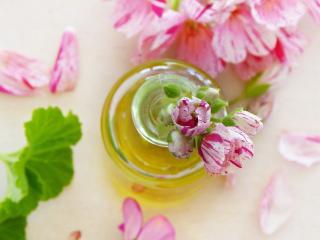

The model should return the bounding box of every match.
[121,198,143,240]
[233,110,263,136]
[138,216,175,240]
[304,0,320,23]
[0,51,49,96]
[250,0,305,30]
[279,131,320,167]
[168,130,194,159]
[213,5,277,64]
[68,231,81,240]
[259,173,293,235]
[113,0,155,38]
[150,0,167,17]
[248,92,274,121]
[50,27,79,93]
[172,97,211,137]
[176,21,225,77]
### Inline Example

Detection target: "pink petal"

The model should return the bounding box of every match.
[138,216,175,240]
[168,130,194,159]
[113,0,155,38]
[134,10,185,63]
[122,198,143,240]
[0,51,49,96]
[181,0,215,23]
[279,131,320,167]
[259,173,293,235]
[213,5,277,64]
[150,0,166,17]
[250,0,305,30]
[176,20,225,77]
[304,0,320,23]
[233,110,263,136]
[50,27,79,93]
[68,231,81,240]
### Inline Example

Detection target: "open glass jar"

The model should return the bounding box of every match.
[101,59,221,205]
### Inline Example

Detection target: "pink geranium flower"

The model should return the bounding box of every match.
[0,51,49,96]
[250,0,305,30]
[113,0,167,38]
[172,97,211,137]
[233,110,263,136]
[199,123,254,175]
[135,0,225,76]
[119,198,175,240]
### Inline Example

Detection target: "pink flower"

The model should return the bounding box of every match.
[119,198,175,240]
[212,4,277,64]
[172,97,211,137]
[279,131,320,167]
[135,0,225,77]
[250,0,305,30]
[68,231,81,240]
[113,0,167,38]
[233,110,263,136]
[199,123,254,175]
[50,27,79,93]
[248,92,274,121]
[0,51,49,96]
[168,130,194,158]
[303,0,320,23]
[259,173,293,235]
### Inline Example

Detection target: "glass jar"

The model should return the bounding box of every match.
[101,59,220,206]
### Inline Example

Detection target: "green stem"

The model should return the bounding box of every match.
[171,0,181,10]
[229,94,246,106]
[0,151,22,163]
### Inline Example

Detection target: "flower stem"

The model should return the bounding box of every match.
[171,0,181,10]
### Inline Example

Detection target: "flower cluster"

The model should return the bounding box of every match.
[164,84,263,175]
[113,0,317,80]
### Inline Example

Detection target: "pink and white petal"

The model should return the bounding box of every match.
[150,0,167,17]
[213,5,277,64]
[279,131,320,167]
[68,231,81,240]
[250,0,305,30]
[138,216,175,240]
[50,27,79,93]
[259,173,294,235]
[122,198,143,240]
[0,50,49,89]
[113,0,154,38]
[0,83,31,96]
[134,10,184,63]
[234,54,275,81]
[176,22,225,77]
[304,0,320,23]
[181,0,215,23]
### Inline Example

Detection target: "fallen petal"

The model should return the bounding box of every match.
[68,231,81,240]
[138,215,175,240]
[50,27,79,93]
[122,198,143,240]
[279,131,320,167]
[259,173,294,235]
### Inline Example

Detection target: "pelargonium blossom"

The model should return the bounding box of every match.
[199,123,254,174]
[233,110,263,136]
[172,97,211,137]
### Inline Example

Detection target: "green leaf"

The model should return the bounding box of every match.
[211,98,228,113]
[163,83,181,98]
[222,116,236,126]
[245,83,271,98]
[0,217,26,240]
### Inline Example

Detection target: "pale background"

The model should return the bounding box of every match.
[0,1,320,239]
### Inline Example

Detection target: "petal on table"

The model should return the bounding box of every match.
[50,27,79,93]
[213,5,277,64]
[250,0,305,30]
[122,198,143,240]
[259,173,293,235]
[138,216,175,240]
[279,131,320,167]
[68,231,81,240]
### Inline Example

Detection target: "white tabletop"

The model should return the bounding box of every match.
[1,1,320,239]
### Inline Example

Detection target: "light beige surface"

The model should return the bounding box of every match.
[0,1,320,239]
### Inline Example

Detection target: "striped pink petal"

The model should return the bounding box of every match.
[0,51,49,96]
[279,131,320,167]
[68,231,81,240]
[233,110,263,136]
[150,0,166,17]
[259,173,293,235]
[121,198,143,240]
[138,216,175,240]
[213,5,277,64]
[304,0,320,23]
[250,0,305,30]
[181,0,215,23]
[50,27,79,93]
